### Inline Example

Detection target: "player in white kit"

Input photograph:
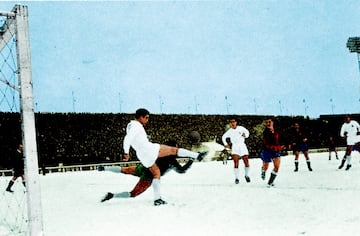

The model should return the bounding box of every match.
[123,108,207,205]
[339,115,360,170]
[221,117,251,184]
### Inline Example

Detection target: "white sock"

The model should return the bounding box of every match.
[114,192,131,198]
[152,179,161,200]
[347,156,352,165]
[177,148,198,159]
[244,166,250,177]
[234,168,239,179]
[104,166,122,173]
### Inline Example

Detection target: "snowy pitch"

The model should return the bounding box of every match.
[3,151,360,236]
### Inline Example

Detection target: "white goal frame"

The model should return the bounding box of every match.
[0,5,44,236]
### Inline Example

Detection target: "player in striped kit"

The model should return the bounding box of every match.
[261,118,285,187]
[290,123,313,172]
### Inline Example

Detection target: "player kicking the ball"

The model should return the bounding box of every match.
[121,108,207,205]
[99,140,194,205]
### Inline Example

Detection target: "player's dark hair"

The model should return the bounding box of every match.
[229,116,238,122]
[135,108,150,119]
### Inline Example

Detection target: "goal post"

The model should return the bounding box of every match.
[0,5,44,235]
[16,5,44,236]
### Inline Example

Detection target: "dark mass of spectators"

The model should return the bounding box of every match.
[0,112,357,169]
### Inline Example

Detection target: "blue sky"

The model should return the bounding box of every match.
[1,1,360,118]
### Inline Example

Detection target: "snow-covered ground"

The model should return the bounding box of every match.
[2,151,360,236]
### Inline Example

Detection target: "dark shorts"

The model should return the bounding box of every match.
[261,149,281,163]
[293,144,308,153]
[13,169,24,177]
[134,164,153,181]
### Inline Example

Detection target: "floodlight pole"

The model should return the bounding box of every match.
[347,37,360,74]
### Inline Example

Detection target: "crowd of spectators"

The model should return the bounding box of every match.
[0,112,357,169]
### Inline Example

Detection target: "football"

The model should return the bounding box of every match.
[189,131,201,144]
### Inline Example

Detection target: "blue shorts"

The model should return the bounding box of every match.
[261,149,281,163]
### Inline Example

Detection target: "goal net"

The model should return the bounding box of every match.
[0,5,43,236]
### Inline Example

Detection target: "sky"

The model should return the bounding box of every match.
[1,1,360,118]
[1,151,360,235]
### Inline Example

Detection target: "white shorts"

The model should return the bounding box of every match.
[136,143,160,168]
[347,135,360,145]
[231,142,249,157]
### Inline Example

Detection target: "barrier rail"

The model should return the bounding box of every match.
[0,158,190,176]
[0,148,347,177]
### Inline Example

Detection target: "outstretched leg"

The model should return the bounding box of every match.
[130,179,153,197]
[158,145,207,161]
[101,177,153,202]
